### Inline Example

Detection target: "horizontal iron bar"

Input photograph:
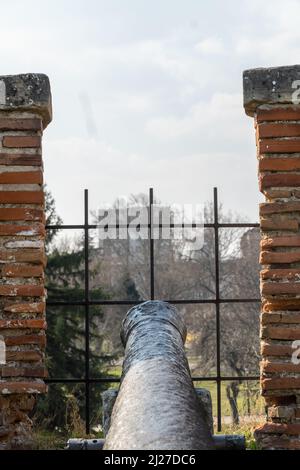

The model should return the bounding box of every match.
[192,376,260,382]
[46,298,260,307]
[217,223,259,228]
[46,223,259,230]
[45,375,260,384]
[45,378,121,384]
[46,225,86,230]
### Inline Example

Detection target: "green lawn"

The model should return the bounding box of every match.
[33,430,67,450]
[33,419,261,450]
[193,380,264,418]
[33,375,264,450]
[106,365,264,419]
[34,363,264,450]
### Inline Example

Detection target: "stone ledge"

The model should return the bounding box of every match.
[0,74,52,128]
[243,65,300,116]
[0,381,47,394]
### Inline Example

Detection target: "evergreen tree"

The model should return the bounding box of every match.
[35,188,113,433]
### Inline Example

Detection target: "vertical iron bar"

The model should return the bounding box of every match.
[149,188,154,300]
[84,189,90,434]
[45,186,262,430]
[214,187,222,432]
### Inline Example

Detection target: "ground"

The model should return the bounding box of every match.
[33,375,264,450]
[33,418,262,450]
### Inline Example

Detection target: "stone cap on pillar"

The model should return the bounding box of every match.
[243,65,300,116]
[0,73,52,129]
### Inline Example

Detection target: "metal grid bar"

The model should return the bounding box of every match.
[213,188,222,432]
[84,189,90,435]
[45,375,260,384]
[45,187,260,434]
[46,223,260,230]
[47,298,260,306]
[149,188,155,300]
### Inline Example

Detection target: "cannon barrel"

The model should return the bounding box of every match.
[104,301,215,450]
[102,388,214,437]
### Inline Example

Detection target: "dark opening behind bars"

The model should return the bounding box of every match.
[45,187,260,434]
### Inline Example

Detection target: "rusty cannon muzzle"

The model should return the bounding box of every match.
[104,300,215,450]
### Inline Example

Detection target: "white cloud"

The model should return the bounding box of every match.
[145,92,246,144]
[44,131,261,225]
[1,0,293,223]
[195,37,224,55]
[236,31,300,65]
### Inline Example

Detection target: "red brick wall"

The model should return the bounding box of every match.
[253,106,300,449]
[0,74,51,449]
[0,113,48,449]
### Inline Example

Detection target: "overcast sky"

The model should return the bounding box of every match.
[2,0,300,223]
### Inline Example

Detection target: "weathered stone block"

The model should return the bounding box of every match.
[244,65,300,115]
[0,74,52,128]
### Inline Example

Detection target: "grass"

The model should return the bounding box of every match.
[33,420,262,450]
[33,429,67,450]
[34,367,264,450]
[107,365,264,416]
[217,420,262,450]
[193,380,264,417]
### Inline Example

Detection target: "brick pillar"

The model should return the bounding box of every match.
[0,74,51,449]
[243,65,300,450]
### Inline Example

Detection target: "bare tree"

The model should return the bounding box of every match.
[90,195,260,423]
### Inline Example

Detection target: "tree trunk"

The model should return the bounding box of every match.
[245,381,251,416]
[226,382,240,425]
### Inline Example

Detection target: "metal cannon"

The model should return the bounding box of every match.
[67,300,245,451]
[104,300,214,450]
